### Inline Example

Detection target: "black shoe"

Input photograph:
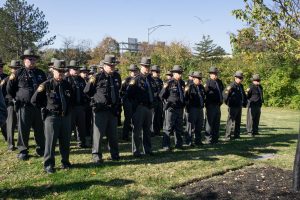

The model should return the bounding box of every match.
[92,155,103,164]
[145,152,154,156]
[61,162,72,169]
[110,155,120,161]
[133,152,142,158]
[44,166,55,174]
[17,153,29,161]
[78,143,88,148]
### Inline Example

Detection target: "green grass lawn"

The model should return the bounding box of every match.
[0,106,299,199]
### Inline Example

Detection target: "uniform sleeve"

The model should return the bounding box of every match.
[31,82,47,108]
[84,75,96,97]
[223,84,232,105]
[0,90,7,126]
[241,84,247,107]
[126,77,137,100]
[159,82,170,100]
[6,72,18,98]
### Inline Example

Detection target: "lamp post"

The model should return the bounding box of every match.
[147,24,171,44]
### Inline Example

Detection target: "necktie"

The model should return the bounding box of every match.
[196,86,203,107]
[73,77,81,104]
[145,77,153,103]
[215,81,222,103]
[59,83,67,115]
[28,69,38,91]
[239,85,244,106]
[109,76,116,104]
[177,81,184,103]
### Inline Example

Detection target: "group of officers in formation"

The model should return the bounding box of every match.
[0,49,264,174]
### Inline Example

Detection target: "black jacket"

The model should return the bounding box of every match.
[223,81,247,107]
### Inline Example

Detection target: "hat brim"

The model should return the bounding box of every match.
[9,65,22,68]
[192,75,202,79]
[20,55,40,59]
[235,76,244,79]
[103,61,120,66]
[51,67,66,72]
[170,70,183,73]
[251,78,260,81]
[140,63,151,67]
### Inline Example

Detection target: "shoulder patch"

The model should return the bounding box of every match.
[246,88,250,92]
[204,84,206,87]
[129,79,135,85]
[122,80,126,85]
[89,76,96,84]
[9,73,15,80]
[0,80,5,86]
[226,86,232,91]
[37,84,45,92]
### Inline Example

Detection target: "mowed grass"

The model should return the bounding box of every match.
[0,106,299,199]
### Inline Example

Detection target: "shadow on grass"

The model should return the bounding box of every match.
[0,178,135,199]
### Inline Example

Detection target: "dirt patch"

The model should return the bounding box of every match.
[175,166,300,200]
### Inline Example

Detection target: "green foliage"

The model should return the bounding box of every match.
[0,0,55,60]
[194,35,226,60]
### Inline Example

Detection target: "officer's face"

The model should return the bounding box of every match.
[209,73,217,80]
[70,68,79,76]
[173,72,182,80]
[130,71,137,77]
[193,78,201,85]
[104,64,114,74]
[152,71,160,78]
[253,80,260,85]
[53,69,64,81]
[140,65,149,74]
[166,75,172,80]
[235,77,243,84]
[24,57,36,68]
[80,72,88,79]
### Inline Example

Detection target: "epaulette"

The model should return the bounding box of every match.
[37,84,45,92]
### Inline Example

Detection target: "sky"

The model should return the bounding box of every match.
[0,0,248,53]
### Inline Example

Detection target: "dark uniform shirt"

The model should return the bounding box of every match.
[247,84,264,107]
[159,79,186,108]
[127,73,157,108]
[223,82,247,107]
[204,79,224,106]
[184,83,205,109]
[0,76,13,105]
[66,76,88,106]
[31,79,73,115]
[152,77,163,101]
[7,68,46,104]
[84,71,121,109]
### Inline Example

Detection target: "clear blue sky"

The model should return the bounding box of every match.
[0,0,247,53]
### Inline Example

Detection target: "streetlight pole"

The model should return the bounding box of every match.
[147,24,171,44]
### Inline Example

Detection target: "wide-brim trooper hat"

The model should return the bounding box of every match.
[170,65,183,73]
[234,71,244,79]
[20,48,40,59]
[140,57,151,66]
[128,64,138,71]
[251,74,260,81]
[51,60,67,72]
[191,71,202,79]
[103,55,120,66]
[9,60,22,68]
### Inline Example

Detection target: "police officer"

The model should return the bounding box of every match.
[7,49,46,160]
[186,71,194,86]
[165,71,173,82]
[224,71,247,140]
[84,55,121,163]
[31,60,73,174]
[127,57,156,157]
[0,58,8,141]
[80,66,92,146]
[1,60,22,151]
[204,66,224,144]
[120,64,139,141]
[66,60,88,148]
[246,74,263,136]
[184,71,205,147]
[159,65,185,151]
[150,65,164,136]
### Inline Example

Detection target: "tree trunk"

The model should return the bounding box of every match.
[293,122,300,191]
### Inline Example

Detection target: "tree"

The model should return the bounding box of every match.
[232,0,300,56]
[194,35,226,60]
[0,0,55,59]
[89,36,120,65]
